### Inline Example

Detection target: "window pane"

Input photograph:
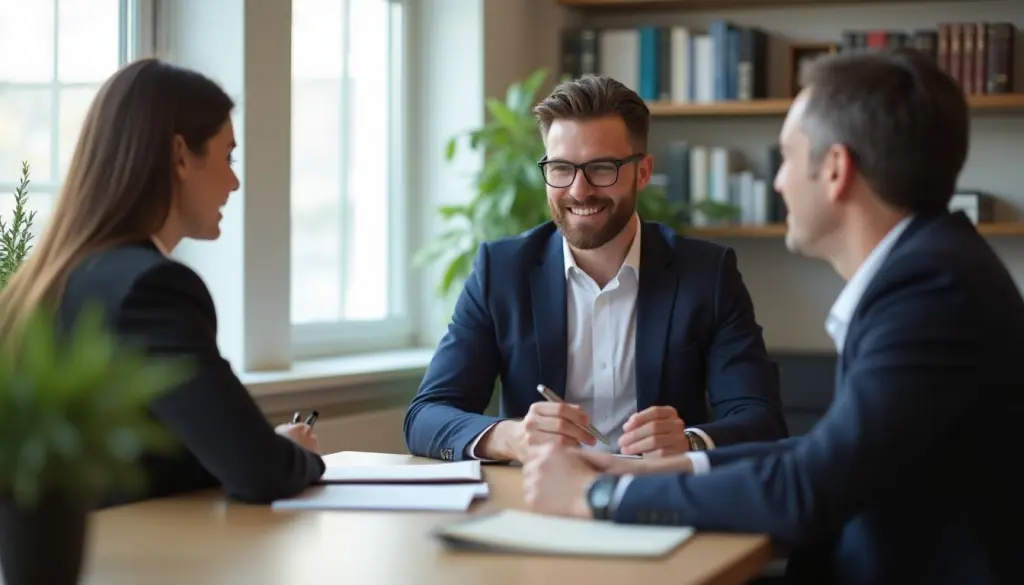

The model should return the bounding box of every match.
[343,0,391,321]
[291,0,397,326]
[0,0,55,83]
[291,0,345,325]
[58,0,120,83]
[0,89,53,184]
[58,86,100,178]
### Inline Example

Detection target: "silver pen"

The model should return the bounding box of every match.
[536,384,610,446]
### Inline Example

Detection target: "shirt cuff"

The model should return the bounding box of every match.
[607,451,709,518]
[688,427,716,449]
[608,474,634,517]
[687,451,711,475]
[465,421,502,462]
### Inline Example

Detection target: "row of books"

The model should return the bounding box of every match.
[560,22,767,104]
[559,21,1016,105]
[653,141,999,229]
[839,23,1016,95]
[655,142,786,227]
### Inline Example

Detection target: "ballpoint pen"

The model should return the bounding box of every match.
[536,384,610,446]
[304,410,319,427]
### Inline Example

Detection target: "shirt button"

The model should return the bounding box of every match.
[601,362,607,370]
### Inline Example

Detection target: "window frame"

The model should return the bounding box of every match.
[289,0,414,360]
[0,0,156,201]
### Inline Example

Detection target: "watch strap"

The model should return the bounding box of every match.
[684,429,707,451]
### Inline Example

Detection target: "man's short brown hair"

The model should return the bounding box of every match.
[798,48,969,213]
[533,76,650,151]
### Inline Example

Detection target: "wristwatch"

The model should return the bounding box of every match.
[684,429,707,451]
[585,473,619,520]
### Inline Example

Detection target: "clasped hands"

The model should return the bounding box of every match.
[510,401,690,460]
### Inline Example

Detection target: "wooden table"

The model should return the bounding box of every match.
[79,451,773,585]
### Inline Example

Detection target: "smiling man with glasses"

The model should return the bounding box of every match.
[403,75,787,467]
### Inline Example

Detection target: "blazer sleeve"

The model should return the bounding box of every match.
[612,258,978,546]
[693,247,788,446]
[402,244,504,461]
[117,262,325,504]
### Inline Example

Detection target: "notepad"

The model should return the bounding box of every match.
[272,483,489,512]
[434,509,695,558]
[319,460,482,484]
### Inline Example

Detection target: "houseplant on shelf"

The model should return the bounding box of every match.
[0,162,190,585]
[413,68,738,299]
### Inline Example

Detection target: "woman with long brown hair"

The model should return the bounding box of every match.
[0,58,325,507]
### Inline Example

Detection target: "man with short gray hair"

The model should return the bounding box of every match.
[521,48,1019,585]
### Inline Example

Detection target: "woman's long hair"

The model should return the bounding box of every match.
[0,58,234,346]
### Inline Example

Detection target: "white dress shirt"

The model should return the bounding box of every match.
[630,215,915,495]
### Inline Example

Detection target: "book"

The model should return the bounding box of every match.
[433,509,696,558]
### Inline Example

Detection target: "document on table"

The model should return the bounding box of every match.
[434,509,695,558]
[318,460,482,484]
[272,483,489,512]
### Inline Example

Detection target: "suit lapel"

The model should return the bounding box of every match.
[635,224,679,411]
[530,231,568,398]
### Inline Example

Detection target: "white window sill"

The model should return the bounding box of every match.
[241,347,435,398]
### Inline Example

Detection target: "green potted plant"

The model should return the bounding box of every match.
[413,68,739,298]
[0,163,190,585]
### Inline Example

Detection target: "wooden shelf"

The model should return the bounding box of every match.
[648,93,1024,117]
[687,222,1024,238]
[558,0,946,10]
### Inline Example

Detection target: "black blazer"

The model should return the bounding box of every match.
[404,220,787,461]
[59,240,324,507]
[612,211,1021,584]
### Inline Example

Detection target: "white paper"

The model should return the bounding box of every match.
[435,509,695,558]
[318,460,482,484]
[272,483,488,512]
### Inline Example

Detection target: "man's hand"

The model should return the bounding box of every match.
[522,444,598,519]
[618,405,689,457]
[477,401,596,461]
[275,423,319,453]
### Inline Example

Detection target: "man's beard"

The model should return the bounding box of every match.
[549,185,636,250]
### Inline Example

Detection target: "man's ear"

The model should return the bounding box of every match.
[635,154,654,191]
[823,144,856,204]
[171,134,190,181]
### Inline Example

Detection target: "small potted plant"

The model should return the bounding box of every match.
[0,163,191,585]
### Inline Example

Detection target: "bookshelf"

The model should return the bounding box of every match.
[687,222,1024,238]
[558,0,946,10]
[648,93,1024,117]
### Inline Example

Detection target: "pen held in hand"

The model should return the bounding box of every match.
[535,384,610,446]
[304,410,319,427]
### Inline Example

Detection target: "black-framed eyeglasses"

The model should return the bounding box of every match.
[537,153,645,188]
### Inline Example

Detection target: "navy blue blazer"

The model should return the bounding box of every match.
[403,220,788,461]
[613,211,1020,585]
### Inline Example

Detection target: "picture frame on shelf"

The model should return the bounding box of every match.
[787,42,839,97]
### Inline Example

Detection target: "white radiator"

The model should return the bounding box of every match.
[313,407,409,456]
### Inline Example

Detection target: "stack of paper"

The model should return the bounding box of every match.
[433,509,695,558]
[271,460,488,512]
[318,460,482,484]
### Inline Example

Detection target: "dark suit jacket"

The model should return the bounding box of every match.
[403,220,787,461]
[59,241,324,507]
[613,212,1020,584]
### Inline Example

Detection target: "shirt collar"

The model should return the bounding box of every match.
[562,213,642,280]
[825,215,914,351]
[151,235,170,257]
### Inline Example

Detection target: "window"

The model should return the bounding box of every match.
[290,0,410,357]
[0,0,153,236]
